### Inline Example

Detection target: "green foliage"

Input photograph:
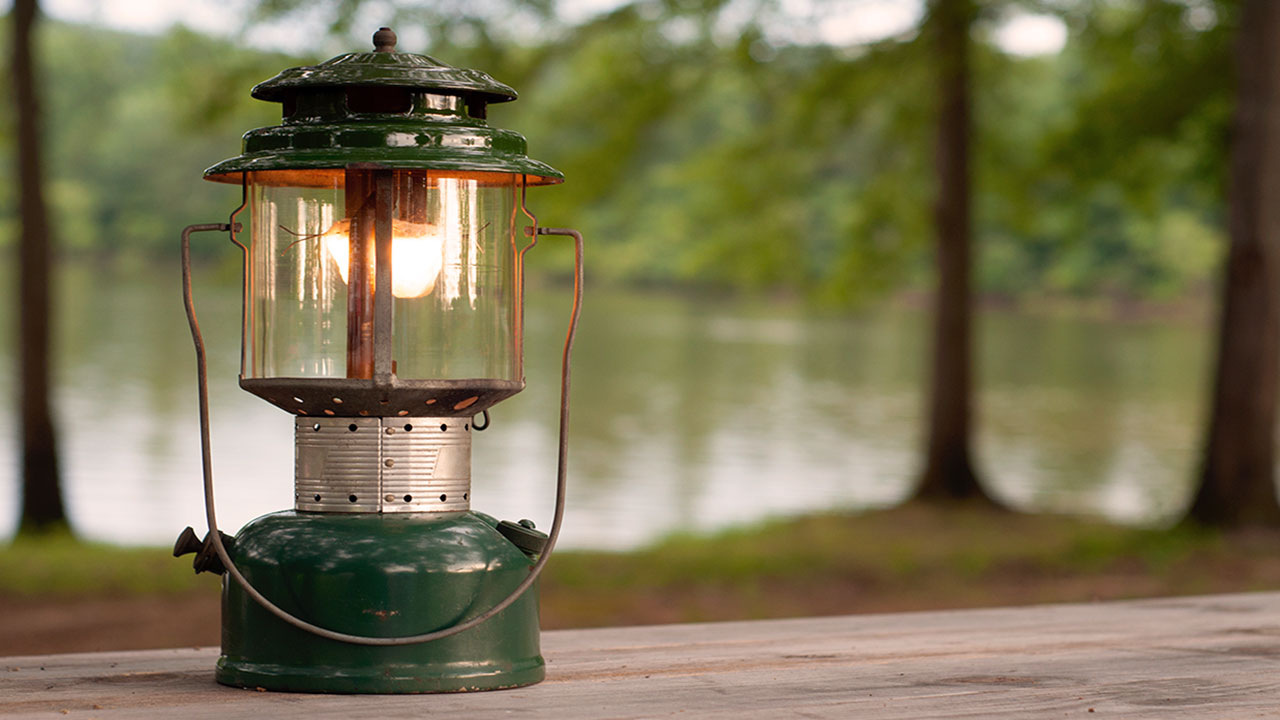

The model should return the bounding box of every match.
[8,22,284,262]
[494,8,934,301]
[2,1,1236,302]
[1019,0,1234,297]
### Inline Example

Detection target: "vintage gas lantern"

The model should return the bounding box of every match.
[173,28,582,693]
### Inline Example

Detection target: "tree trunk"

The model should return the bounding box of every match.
[1190,0,1280,527]
[915,0,993,504]
[12,0,68,533]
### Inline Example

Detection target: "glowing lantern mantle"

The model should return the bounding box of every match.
[320,218,445,299]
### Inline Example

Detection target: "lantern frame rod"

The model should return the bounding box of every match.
[373,170,394,386]
[228,177,249,376]
[343,170,376,378]
[180,216,583,646]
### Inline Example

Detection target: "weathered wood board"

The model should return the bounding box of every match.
[4,592,1280,718]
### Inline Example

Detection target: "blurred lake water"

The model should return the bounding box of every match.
[0,263,1210,549]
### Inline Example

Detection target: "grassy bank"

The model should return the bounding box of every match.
[539,504,1278,627]
[3,504,1279,653]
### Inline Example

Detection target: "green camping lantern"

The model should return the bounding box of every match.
[174,28,582,694]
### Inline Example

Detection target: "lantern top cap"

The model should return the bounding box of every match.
[204,28,563,184]
[250,27,518,105]
[373,27,397,52]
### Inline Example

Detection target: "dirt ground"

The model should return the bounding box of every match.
[0,592,220,656]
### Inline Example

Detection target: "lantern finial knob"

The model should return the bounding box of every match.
[373,27,397,52]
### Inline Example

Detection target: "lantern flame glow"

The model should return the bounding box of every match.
[320,218,445,299]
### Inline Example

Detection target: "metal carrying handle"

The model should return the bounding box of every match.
[180,216,584,646]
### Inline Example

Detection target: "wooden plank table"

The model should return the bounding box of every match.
[4,592,1280,718]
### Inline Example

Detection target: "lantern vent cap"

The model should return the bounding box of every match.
[204,28,562,184]
[251,27,518,105]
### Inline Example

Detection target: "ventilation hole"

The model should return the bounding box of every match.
[463,493,469,501]
[464,423,469,431]
[298,410,309,416]
[349,494,358,503]
[453,396,480,411]
[314,494,322,502]
[332,396,343,404]
[404,494,412,502]
[404,424,413,432]
[348,423,358,432]
[439,494,447,502]
[380,398,390,405]
[359,410,370,416]
[384,494,395,503]
[425,398,437,405]
[312,423,321,432]
[440,423,448,432]
[397,410,409,417]
[346,86,412,114]
[293,396,304,404]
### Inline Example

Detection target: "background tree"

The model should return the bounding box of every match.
[1191,0,1280,526]
[915,0,996,503]
[11,0,68,533]
[1040,0,1277,526]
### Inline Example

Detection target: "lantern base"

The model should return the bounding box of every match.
[217,510,544,693]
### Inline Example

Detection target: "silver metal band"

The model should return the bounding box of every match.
[294,416,472,513]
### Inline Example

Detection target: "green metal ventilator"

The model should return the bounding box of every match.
[175,27,582,693]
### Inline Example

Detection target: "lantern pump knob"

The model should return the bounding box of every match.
[373,27,397,52]
[173,526,235,575]
[173,526,203,557]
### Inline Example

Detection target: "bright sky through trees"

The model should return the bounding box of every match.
[13,0,1068,55]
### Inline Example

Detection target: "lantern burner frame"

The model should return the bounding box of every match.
[242,377,523,418]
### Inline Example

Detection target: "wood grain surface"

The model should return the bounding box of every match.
[3,592,1280,718]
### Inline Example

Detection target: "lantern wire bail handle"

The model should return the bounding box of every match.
[180,195,583,646]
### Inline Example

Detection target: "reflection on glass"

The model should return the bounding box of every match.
[245,171,519,381]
